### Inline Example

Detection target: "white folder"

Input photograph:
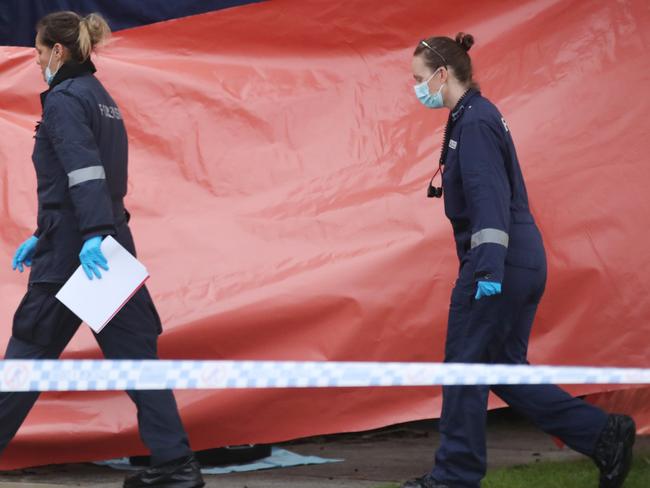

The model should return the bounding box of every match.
[55,236,150,333]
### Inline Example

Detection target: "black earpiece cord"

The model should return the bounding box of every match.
[427,89,472,199]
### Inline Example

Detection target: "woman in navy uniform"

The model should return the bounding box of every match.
[402,33,635,488]
[6,11,203,488]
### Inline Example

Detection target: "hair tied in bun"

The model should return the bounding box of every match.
[455,32,475,52]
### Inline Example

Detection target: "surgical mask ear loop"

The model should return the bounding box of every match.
[415,69,439,94]
[44,47,61,85]
[414,68,445,109]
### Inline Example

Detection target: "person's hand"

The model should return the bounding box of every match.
[79,236,109,280]
[475,281,502,300]
[12,236,39,272]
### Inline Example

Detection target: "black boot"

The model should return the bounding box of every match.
[401,474,450,488]
[592,414,636,488]
[123,454,205,488]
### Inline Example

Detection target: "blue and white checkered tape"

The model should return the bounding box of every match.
[0,360,648,392]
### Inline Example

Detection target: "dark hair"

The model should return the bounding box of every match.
[37,11,110,62]
[413,32,478,90]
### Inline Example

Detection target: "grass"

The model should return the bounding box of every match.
[375,452,650,488]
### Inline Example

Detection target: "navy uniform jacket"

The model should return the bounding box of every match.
[441,89,540,284]
[30,60,130,283]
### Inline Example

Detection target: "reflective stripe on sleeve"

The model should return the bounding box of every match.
[471,228,509,249]
[68,166,106,188]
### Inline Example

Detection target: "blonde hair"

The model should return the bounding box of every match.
[37,11,111,62]
[77,13,111,61]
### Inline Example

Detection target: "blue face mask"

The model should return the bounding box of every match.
[414,68,445,109]
[44,49,60,86]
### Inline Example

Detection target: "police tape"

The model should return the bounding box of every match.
[0,360,648,392]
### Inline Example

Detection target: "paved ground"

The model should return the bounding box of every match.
[0,410,647,487]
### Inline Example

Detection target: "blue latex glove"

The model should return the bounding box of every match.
[475,280,502,300]
[79,236,109,280]
[12,236,39,272]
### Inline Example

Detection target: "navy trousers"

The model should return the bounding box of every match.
[0,283,192,465]
[431,224,608,487]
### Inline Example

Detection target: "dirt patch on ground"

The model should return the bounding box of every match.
[0,410,647,487]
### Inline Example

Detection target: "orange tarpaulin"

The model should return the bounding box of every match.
[0,0,648,468]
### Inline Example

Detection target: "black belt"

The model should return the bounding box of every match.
[40,200,125,211]
[41,202,67,210]
[39,201,129,223]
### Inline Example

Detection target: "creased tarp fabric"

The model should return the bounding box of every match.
[0,0,648,469]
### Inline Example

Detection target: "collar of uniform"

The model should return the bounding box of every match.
[438,88,481,165]
[451,88,480,122]
[40,59,97,108]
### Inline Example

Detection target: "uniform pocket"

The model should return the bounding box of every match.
[450,259,477,307]
[148,300,163,335]
[33,212,59,259]
[140,286,163,335]
[505,248,543,270]
[12,284,75,346]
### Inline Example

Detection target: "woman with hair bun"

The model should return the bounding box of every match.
[402,33,635,488]
[5,11,204,488]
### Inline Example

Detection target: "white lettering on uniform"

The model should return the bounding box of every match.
[449,139,457,149]
[98,103,123,120]
[501,116,509,132]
